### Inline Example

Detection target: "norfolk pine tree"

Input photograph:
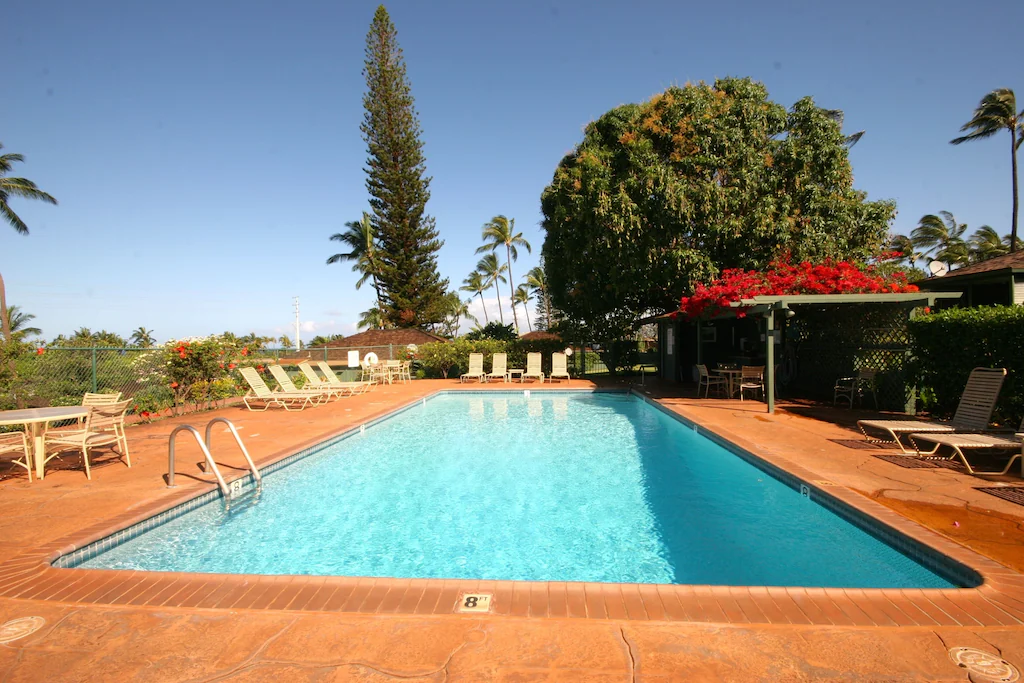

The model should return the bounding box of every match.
[360,6,448,328]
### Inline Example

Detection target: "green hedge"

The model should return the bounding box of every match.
[416,339,568,379]
[907,306,1024,424]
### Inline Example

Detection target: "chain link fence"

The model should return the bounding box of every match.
[1,345,406,412]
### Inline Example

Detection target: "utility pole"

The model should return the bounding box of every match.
[293,297,300,351]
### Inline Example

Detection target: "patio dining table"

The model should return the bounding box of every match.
[711,368,742,397]
[0,406,89,480]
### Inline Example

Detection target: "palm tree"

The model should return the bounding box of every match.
[525,265,551,330]
[1,305,42,342]
[0,143,57,346]
[886,234,922,270]
[460,271,489,324]
[475,215,531,334]
[358,306,386,330]
[968,226,1009,262]
[911,212,970,267]
[278,335,293,349]
[475,253,508,324]
[328,212,384,324]
[454,299,476,337]
[514,285,533,332]
[951,89,1023,252]
[130,327,155,347]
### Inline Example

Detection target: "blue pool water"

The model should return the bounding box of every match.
[80,393,958,587]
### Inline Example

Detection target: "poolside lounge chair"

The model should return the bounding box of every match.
[0,431,32,482]
[239,367,320,411]
[461,353,485,383]
[485,353,508,383]
[697,364,728,398]
[522,353,544,383]
[297,361,354,399]
[858,367,1007,453]
[549,353,570,383]
[44,399,132,479]
[908,415,1024,476]
[268,365,336,401]
[316,361,372,394]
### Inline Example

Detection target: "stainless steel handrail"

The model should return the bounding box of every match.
[166,425,230,496]
[204,417,262,488]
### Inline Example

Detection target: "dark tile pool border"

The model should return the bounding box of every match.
[2,385,1023,626]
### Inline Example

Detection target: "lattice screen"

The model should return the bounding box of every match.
[782,304,915,412]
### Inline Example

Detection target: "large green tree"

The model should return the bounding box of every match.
[459,271,489,324]
[1,305,42,342]
[1,143,57,346]
[360,5,448,328]
[540,78,895,340]
[951,89,1022,252]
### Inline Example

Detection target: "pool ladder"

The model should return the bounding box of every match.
[166,418,262,499]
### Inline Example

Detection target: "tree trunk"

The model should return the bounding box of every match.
[1012,128,1019,253]
[371,272,385,329]
[477,291,488,323]
[524,305,532,332]
[544,289,552,330]
[494,281,504,324]
[0,270,10,344]
[506,244,519,334]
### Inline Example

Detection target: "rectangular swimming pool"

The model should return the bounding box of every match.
[71,392,967,588]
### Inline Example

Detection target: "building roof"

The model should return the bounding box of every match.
[520,330,562,341]
[918,251,1024,285]
[334,328,446,348]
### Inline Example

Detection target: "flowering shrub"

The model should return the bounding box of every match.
[162,335,259,413]
[677,259,919,320]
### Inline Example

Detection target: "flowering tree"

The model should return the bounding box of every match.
[677,259,919,320]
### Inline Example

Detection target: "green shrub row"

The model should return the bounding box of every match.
[415,338,568,378]
[907,305,1024,425]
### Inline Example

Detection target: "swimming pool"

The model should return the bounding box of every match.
[72,392,964,588]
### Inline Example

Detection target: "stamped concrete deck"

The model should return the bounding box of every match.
[2,378,1024,681]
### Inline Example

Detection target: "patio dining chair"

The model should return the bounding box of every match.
[739,366,765,401]
[696,364,728,398]
[858,367,1006,453]
[833,369,878,409]
[0,430,33,482]
[44,399,132,479]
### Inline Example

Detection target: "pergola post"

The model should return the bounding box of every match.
[765,309,775,414]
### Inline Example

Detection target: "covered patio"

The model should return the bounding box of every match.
[660,292,962,413]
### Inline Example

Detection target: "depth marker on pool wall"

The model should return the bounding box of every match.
[456,593,493,613]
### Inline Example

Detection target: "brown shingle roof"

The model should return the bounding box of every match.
[334,328,447,347]
[930,251,1024,279]
[520,330,562,341]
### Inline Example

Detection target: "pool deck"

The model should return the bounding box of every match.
[2,378,1024,681]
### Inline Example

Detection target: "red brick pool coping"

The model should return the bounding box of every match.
[3,386,1024,627]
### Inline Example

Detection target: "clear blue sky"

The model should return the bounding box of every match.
[3,0,1022,344]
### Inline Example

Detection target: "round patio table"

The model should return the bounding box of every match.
[711,368,742,397]
[0,406,89,480]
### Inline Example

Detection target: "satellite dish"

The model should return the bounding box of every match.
[928,261,949,277]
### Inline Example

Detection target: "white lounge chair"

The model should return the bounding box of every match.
[549,353,570,382]
[268,365,336,401]
[461,353,485,383]
[44,399,132,479]
[316,361,372,394]
[485,353,508,383]
[858,367,1007,453]
[239,367,320,411]
[297,361,354,399]
[522,353,544,383]
[907,414,1024,476]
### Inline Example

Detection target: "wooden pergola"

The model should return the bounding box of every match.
[695,292,963,413]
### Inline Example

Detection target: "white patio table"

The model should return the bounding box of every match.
[0,406,89,480]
